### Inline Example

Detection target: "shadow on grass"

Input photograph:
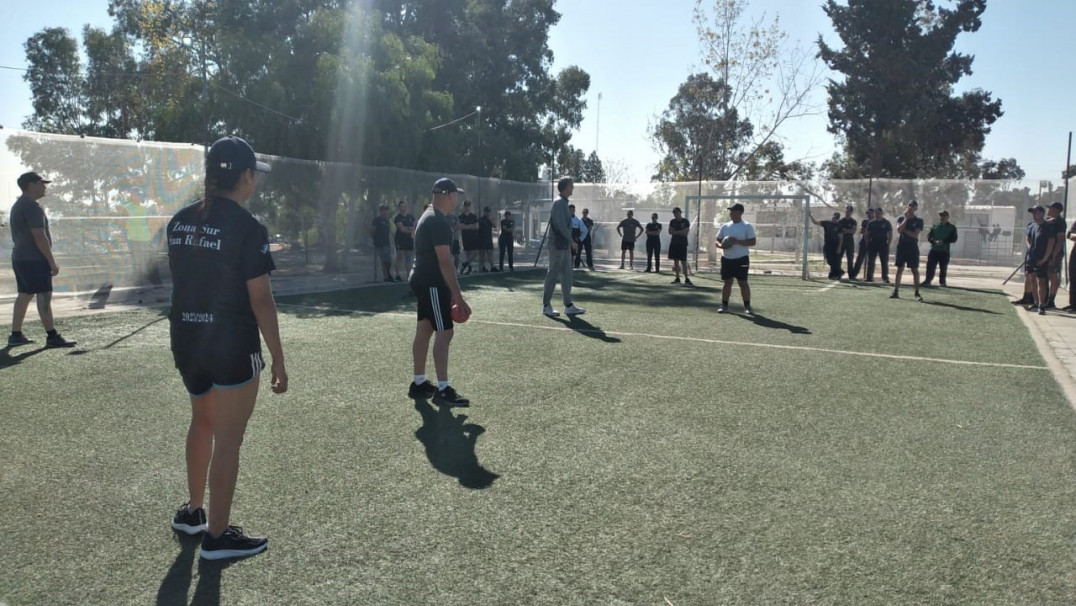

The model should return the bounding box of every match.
[730,312,812,334]
[0,343,48,369]
[413,399,499,489]
[921,300,1002,314]
[549,314,622,343]
[155,533,200,605]
[102,313,170,349]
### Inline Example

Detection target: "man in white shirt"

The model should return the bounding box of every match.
[715,203,757,314]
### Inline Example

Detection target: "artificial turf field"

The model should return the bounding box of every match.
[2,270,1075,605]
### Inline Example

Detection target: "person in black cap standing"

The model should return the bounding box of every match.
[850,208,874,280]
[409,177,472,405]
[809,211,844,279]
[891,199,924,300]
[458,201,479,274]
[838,205,858,277]
[617,210,643,270]
[580,208,595,269]
[167,136,286,560]
[1045,201,1066,308]
[7,171,76,348]
[715,203,757,313]
[668,207,693,285]
[498,210,515,271]
[923,210,957,287]
[644,212,662,272]
[1024,205,1055,314]
[865,207,892,283]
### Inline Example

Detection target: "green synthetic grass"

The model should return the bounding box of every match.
[2,271,1075,605]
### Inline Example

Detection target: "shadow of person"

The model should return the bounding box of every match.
[732,312,812,334]
[550,315,622,343]
[0,344,47,370]
[154,533,201,606]
[414,400,499,489]
[86,283,113,310]
[189,556,237,606]
[922,300,1001,315]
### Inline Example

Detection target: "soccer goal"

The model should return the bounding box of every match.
[684,193,813,279]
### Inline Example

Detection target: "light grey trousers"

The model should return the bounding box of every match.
[542,247,574,307]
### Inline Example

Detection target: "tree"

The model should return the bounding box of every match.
[818,0,1003,179]
[978,157,1025,180]
[580,151,606,183]
[22,28,84,134]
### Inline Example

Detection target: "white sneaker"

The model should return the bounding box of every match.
[543,305,560,317]
[744,305,753,315]
[565,304,586,315]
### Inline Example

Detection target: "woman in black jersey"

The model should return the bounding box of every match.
[167,136,288,561]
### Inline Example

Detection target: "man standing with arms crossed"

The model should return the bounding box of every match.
[890,200,924,301]
[668,207,693,285]
[838,205,858,277]
[8,171,76,348]
[866,207,892,283]
[580,208,595,270]
[543,177,585,317]
[1044,202,1066,309]
[409,178,471,406]
[850,208,874,280]
[716,203,757,314]
[617,210,643,270]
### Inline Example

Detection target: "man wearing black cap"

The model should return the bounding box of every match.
[850,208,874,280]
[498,210,515,271]
[580,208,595,269]
[542,177,585,316]
[1024,205,1054,314]
[715,203,756,313]
[409,178,471,406]
[1045,201,1066,308]
[7,171,76,348]
[644,212,662,273]
[458,201,478,275]
[668,207,692,285]
[923,210,958,287]
[891,199,924,300]
[838,205,858,276]
[809,211,844,279]
[865,207,892,283]
[617,210,643,270]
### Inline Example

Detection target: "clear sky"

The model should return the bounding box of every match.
[1,1,1073,188]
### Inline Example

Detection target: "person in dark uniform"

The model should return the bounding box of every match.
[499,210,515,271]
[1024,205,1055,314]
[850,208,874,280]
[393,200,416,281]
[447,211,461,271]
[617,210,643,270]
[838,205,858,276]
[409,178,472,406]
[809,211,844,279]
[1065,214,1076,312]
[478,206,497,272]
[668,207,693,285]
[580,208,595,269]
[7,171,76,348]
[1045,202,1066,308]
[458,201,479,275]
[891,199,924,300]
[370,204,394,282]
[569,205,588,268]
[866,207,892,283]
[167,136,287,561]
[644,212,662,273]
[923,210,958,287]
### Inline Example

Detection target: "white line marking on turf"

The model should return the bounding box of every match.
[277,303,1048,371]
[817,282,840,292]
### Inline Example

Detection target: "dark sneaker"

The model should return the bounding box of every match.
[490,267,500,272]
[1026,304,1040,312]
[433,386,470,407]
[914,292,923,302]
[1043,300,1056,310]
[1039,307,1047,316]
[45,334,76,348]
[200,525,268,561]
[408,380,437,399]
[671,278,681,284]
[717,304,728,314]
[394,275,403,282]
[7,333,33,346]
[172,502,208,535]
[1012,297,1033,306]
[889,291,899,299]
[743,305,753,315]
[684,278,694,286]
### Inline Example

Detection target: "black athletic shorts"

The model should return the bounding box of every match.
[621,239,636,251]
[668,241,687,261]
[1026,257,1049,278]
[720,255,750,281]
[895,244,919,269]
[395,236,414,252]
[12,259,52,294]
[462,233,478,252]
[172,340,264,397]
[412,282,453,332]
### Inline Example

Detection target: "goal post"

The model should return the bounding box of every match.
[685,193,813,280]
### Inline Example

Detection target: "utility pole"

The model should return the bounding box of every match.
[595,92,602,155]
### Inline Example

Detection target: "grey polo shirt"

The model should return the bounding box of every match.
[9,195,50,262]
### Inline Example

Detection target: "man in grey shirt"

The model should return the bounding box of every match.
[542,177,585,317]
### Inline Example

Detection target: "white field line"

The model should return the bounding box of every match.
[277,303,1047,371]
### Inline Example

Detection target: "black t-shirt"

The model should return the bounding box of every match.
[646,222,662,238]
[9,195,50,262]
[459,212,478,242]
[820,220,841,247]
[1027,220,1051,262]
[1047,217,1067,244]
[167,196,275,347]
[838,217,858,241]
[411,208,453,287]
[478,215,494,241]
[619,217,642,241]
[500,218,515,237]
[394,213,415,246]
[896,215,924,248]
[669,218,690,245]
[867,218,892,244]
[859,218,870,238]
[371,215,390,247]
[582,216,594,238]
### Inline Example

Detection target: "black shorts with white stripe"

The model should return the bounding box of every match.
[173,348,265,397]
[413,283,454,332]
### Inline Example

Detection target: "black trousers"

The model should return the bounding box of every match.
[823,245,842,277]
[645,237,661,270]
[925,250,950,285]
[498,236,514,270]
[867,242,889,281]
[1069,248,1076,308]
[839,237,855,273]
[851,238,868,278]
[574,236,594,268]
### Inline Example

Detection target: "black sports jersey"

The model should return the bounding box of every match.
[669,217,690,244]
[820,220,841,247]
[866,218,892,243]
[500,218,515,236]
[1027,220,1051,262]
[618,217,643,240]
[167,196,275,340]
[646,222,662,237]
[1047,217,1067,242]
[478,215,494,240]
[896,215,924,247]
[394,213,415,246]
[371,215,391,247]
[838,217,858,241]
[411,208,453,287]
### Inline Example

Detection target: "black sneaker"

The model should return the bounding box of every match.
[914,292,923,302]
[1039,307,1047,316]
[7,332,33,346]
[433,386,470,407]
[45,334,76,348]
[889,291,899,299]
[684,277,694,286]
[1012,297,1033,306]
[200,525,268,561]
[172,502,208,535]
[408,380,437,398]
[671,277,681,284]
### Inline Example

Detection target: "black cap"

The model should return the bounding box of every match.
[832,212,841,219]
[673,207,682,213]
[939,210,949,216]
[1049,202,1064,210]
[866,208,875,213]
[845,205,854,210]
[17,171,51,189]
[1028,205,1045,213]
[207,136,271,175]
[433,177,463,194]
[728,203,745,212]
[908,200,918,207]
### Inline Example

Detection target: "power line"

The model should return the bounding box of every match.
[424,109,479,133]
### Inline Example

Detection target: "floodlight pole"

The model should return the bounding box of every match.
[802,195,811,280]
[1063,132,1072,287]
